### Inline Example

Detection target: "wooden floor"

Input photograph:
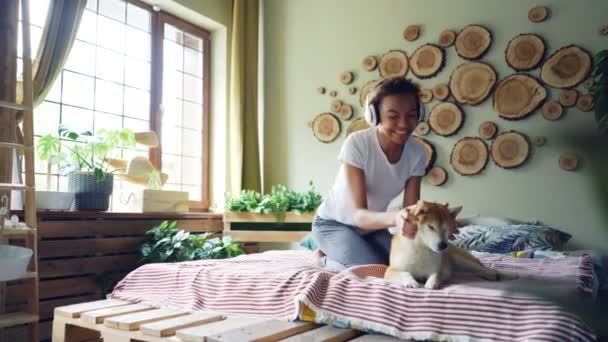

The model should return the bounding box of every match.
[52,299,403,342]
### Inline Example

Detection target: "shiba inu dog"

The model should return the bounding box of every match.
[385,200,517,289]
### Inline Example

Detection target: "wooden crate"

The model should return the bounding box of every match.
[223,212,315,243]
[5,211,223,342]
[51,299,403,342]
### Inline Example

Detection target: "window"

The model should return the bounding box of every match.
[19,0,211,209]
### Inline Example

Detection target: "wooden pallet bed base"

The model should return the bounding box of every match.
[52,299,403,342]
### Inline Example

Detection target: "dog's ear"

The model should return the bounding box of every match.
[408,200,428,217]
[448,205,463,218]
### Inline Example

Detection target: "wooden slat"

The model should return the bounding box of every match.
[0,226,34,236]
[39,254,138,278]
[280,325,363,342]
[39,237,144,258]
[207,320,318,342]
[82,303,155,324]
[39,294,101,320]
[176,318,262,342]
[225,230,310,242]
[104,308,189,331]
[40,276,99,299]
[54,299,131,318]
[349,334,402,341]
[0,100,31,111]
[224,211,315,223]
[0,141,32,150]
[140,312,223,337]
[0,182,33,190]
[0,312,38,328]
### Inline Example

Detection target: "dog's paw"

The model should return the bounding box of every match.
[498,271,519,281]
[424,277,440,289]
[402,278,421,288]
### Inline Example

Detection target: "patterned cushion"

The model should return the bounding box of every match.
[452,224,572,253]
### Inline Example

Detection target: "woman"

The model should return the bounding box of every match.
[313,77,426,270]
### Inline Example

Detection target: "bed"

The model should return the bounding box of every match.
[77,249,597,341]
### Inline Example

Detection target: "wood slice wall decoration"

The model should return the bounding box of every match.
[346,117,370,135]
[576,94,594,111]
[449,62,497,105]
[455,25,492,60]
[541,100,564,121]
[359,80,381,107]
[330,100,343,113]
[479,121,498,140]
[450,137,488,176]
[559,153,579,171]
[312,113,341,143]
[362,56,378,71]
[426,166,447,186]
[505,34,546,71]
[340,71,354,85]
[403,25,420,41]
[528,6,549,23]
[410,44,445,79]
[339,104,354,120]
[420,89,433,103]
[379,50,409,78]
[413,137,436,172]
[415,121,431,136]
[438,30,456,47]
[432,83,450,101]
[559,89,578,107]
[429,102,464,136]
[493,74,547,119]
[540,45,592,88]
[490,131,530,169]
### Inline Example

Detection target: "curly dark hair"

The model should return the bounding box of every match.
[367,77,422,122]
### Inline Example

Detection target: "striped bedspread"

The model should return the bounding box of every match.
[110,250,596,341]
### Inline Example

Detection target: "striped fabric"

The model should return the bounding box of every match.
[110,250,596,341]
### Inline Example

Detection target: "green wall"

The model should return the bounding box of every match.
[263,0,608,251]
[173,0,232,27]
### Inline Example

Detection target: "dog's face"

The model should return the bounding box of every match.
[406,200,462,253]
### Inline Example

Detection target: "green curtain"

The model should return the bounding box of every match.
[227,0,261,194]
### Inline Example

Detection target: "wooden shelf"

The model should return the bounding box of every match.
[0,183,33,191]
[225,230,310,243]
[0,100,32,111]
[0,226,35,236]
[224,211,315,223]
[0,142,32,150]
[0,312,39,329]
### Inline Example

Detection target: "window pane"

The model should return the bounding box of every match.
[45,73,62,103]
[96,47,125,83]
[124,87,150,120]
[124,57,150,90]
[182,129,202,157]
[62,71,95,109]
[164,71,183,100]
[182,101,202,129]
[34,101,60,136]
[163,183,181,192]
[30,0,51,27]
[95,79,123,114]
[184,33,203,52]
[183,74,202,103]
[97,16,125,52]
[127,3,150,32]
[161,125,181,155]
[64,40,96,76]
[125,27,150,61]
[58,175,69,192]
[17,25,42,58]
[77,10,97,44]
[98,0,125,23]
[33,137,58,174]
[94,112,123,132]
[124,117,149,132]
[182,184,200,201]
[162,154,182,184]
[163,40,183,71]
[62,105,94,133]
[35,174,58,192]
[164,24,183,44]
[162,99,182,127]
[183,47,202,77]
[86,0,97,12]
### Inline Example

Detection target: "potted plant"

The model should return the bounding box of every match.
[591,49,607,135]
[37,126,136,211]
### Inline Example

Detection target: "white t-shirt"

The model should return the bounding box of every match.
[316,126,427,226]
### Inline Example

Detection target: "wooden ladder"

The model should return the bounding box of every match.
[0,0,39,341]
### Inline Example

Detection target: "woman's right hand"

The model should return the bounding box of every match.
[395,209,417,238]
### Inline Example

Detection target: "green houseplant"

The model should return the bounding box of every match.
[37,126,136,211]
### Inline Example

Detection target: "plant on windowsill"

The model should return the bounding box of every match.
[37,125,136,211]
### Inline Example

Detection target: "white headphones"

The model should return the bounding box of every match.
[363,86,425,126]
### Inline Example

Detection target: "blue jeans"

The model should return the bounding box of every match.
[311,215,392,270]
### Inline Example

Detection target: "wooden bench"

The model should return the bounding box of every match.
[52,299,403,341]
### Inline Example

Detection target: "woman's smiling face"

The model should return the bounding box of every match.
[377,94,419,145]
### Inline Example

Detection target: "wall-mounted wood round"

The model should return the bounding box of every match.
[413,137,436,173]
[346,117,370,135]
[505,34,545,71]
[490,131,530,169]
[420,89,433,103]
[329,90,338,97]
[455,25,492,60]
[478,121,497,140]
[403,25,420,41]
[450,137,488,176]
[583,79,594,89]
[559,153,579,171]
[340,71,354,85]
[528,6,549,23]
[541,100,563,121]
[359,80,381,107]
[312,113,341,143]
[532,136,546,146]
[425,166,447,186]
[493,74,547,120]
[362,55,378,71]
[429,102,464,136]
[432,84,450,101]
[450,62,497,105]
[379,50,409,78]
[410,44,445,79]
[348,86,357,95]
[540,45,592,88]
[415,121,431,136]
[330,100,343,113]
[576,94,594,112]
[339,104,354,120]
[600,24,608,35]
[438,30,456,47]
[559,89,578,107]
[317,86,326,94]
